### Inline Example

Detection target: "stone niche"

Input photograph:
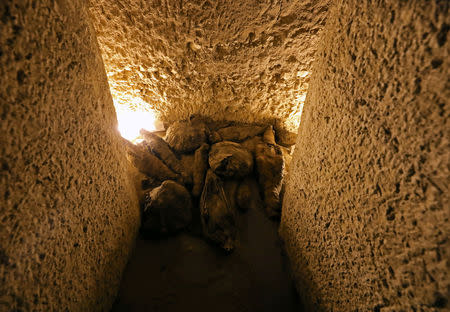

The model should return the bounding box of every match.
[125,116,295,251]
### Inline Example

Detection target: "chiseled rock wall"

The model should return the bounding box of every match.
[0,1,140,310]
[88,0,329,132]
[281,1,449,311]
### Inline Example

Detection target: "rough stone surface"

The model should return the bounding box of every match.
[0,1,140,311]
[88,0,330,132]
[142,181,193,234]
[281,1,450,311]
[209,141,254,179]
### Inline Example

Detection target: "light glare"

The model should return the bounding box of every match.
[114,97,157,142]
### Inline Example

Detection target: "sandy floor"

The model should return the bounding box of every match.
[112,202,301,312]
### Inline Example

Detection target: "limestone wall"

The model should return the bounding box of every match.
[281,1,449,310]
[88,0,329,132]
[0,1,140,310]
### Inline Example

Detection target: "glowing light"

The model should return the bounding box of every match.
[116,109,156,141]
[113,96,157,142]
[285,92,307,131]
[297,71,310,78]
